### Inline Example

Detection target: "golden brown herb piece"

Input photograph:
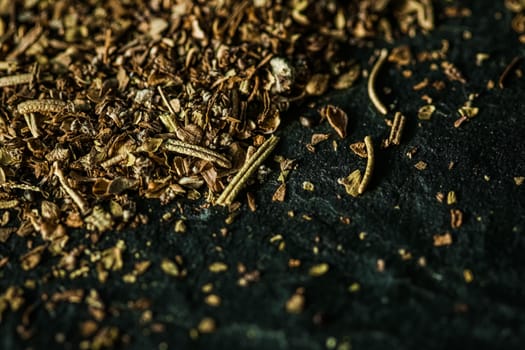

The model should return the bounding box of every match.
[53,162,90,215]
[208,262,228,273]
[20,245,46,270]
[305,74,330,96]
[498,56,522,89]
[413,78,429,91]
[441,61,467,84]
[349,142,368,158]
[433,232,453,246]
[384,111,406,147]
[163,140,231,169]
[333,63,361,90]
[368,49,389,115]
[197,317,216,333]
[272,183,287,202]
[388,45,412,66]
[302,181,315,192]
[216,135,279,206]
[0,73,34,88]
[414,161,428,170]
[17,99,71,115]
[0,199,19,209]
[161,259,181,277]
[447,191,457,205]
[204,294,221,307]
[309,263,329,277]
[358,136,375,195]
[320,105,349,138]
[285,290,305,314]
[450,209,463,229]
[418,105,435,120]
[338,169,362,198]
[7,24,43,60]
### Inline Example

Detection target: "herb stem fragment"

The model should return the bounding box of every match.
[0,73,33,88]
[53,162,90,215]
[358,136,374,195]
[216,135,279,206]
[385,111,406,147]
[163,139,231,169]
[368,49,389,115]
[0,199,19,209]
[498,56,522,89]
[17,99,71,115]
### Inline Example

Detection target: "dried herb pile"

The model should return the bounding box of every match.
[0,0,433,241]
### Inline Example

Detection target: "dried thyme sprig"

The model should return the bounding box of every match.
[216,135,280,206]
[163,140,232,169]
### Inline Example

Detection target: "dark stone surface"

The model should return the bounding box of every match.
[1,1,524,349]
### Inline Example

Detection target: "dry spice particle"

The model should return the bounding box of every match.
[441,61,467,84]
[288,259,301,268]
[311,133,330,146]
[197,317,216,333]
[514,177,524,186]
[20,245,46,270]
[272,183,287,202]
[413,78,429,91]
[285,292,305,314]
[388,45,412,66]
[348,283,361,293]
[204,294,221,307]
[216,135,279,206]
[414,161,428,170]
[450,209,463,229]
[320,105,349,138]
[447,191,457,205]
[463,269,474,283]
[0,199,19,210]
[338,169,362,198]
[418,104,435,120]
[384,111,406,147]
[376,259,385,272]
[349,142,367,158]
[247,192,257,212]
[302,181,315,192]
[306,74,330,96]
[309,263,329,277]
[174,219,186,233]
[333,63,361,90]
[0,286,25,318]
[498,56,523,89]
[433,232,453,247]
[358,136,375,194]
[398,248,412,260]
[208,262,228,273]
[201,283,214,294]
[160,259,180,277]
